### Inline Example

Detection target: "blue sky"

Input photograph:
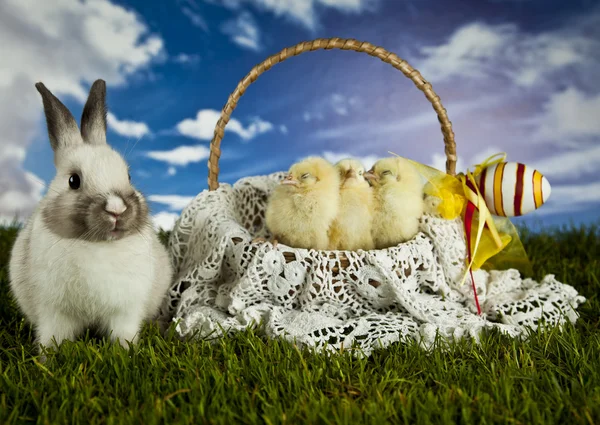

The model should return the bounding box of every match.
[1,0,599,231]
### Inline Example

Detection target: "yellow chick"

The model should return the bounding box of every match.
[328,159,374,251]
[265,157,340,250]
[364,156,424,249]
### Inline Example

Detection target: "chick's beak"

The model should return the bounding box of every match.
[281,174,299,186]
[363,171,377,181]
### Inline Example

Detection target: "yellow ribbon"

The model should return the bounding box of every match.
[471,152,507,176]
[456,169,500,286]
[460,153,507,275]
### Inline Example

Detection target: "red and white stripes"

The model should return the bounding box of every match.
[476,162,551,217]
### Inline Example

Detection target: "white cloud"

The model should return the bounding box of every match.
[531,87,600,146]
[416,23,516,83]
[107,112,151,138]
[411,11,600,163]
[152,211,180,231]
[173,53,201,65]
[167,166,177,176]
[176,109,274,141]
[528,144,600,181]
[2,145,27,162]
[0,0,165,222]
[148,195,195,210]
[303,93,360,123]
[279,124,288,134]
[180,5,209,31]
[221,11,261,51]
[322,151,381,170]
[303,111,323,122]
[0,0,165,100]
[145,145,211,166]
[243,116,274,138]
[415,20,599,89]
[0,171,45,224]
[207,0,380,31]
[329,93,360,116]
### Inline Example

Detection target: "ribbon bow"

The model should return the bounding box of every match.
[455,153,507,314]
[457,153,506,277]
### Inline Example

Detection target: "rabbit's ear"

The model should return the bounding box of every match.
[80,79,108,145]
[35,82,82,152]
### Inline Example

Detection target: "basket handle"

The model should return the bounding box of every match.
[207,37,457,190]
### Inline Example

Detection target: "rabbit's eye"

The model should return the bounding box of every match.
[128,173,131,182]
[69,174,80,190]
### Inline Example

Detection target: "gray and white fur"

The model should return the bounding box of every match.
[9,80,173,352]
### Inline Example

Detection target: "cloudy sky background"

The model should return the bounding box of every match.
[1,0,599,231]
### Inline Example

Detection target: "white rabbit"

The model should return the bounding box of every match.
[8,79,173,352]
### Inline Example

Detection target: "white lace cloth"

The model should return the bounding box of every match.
[160,172,586,356]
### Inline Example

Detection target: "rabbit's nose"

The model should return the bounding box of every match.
[105,195,127,217]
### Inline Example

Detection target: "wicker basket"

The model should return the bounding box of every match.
[206,37,458,270]
[162,38,586,350]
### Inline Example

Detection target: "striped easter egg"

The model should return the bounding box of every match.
[475,162,551,217]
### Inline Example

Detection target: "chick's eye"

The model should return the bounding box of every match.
[382,170,392,176]
[69,173,80,190]
[301,173,310,179]
[358,170,363,175]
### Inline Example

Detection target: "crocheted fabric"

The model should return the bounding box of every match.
[159,172,586,356]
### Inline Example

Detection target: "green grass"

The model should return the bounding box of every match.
[1,223,599,424]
